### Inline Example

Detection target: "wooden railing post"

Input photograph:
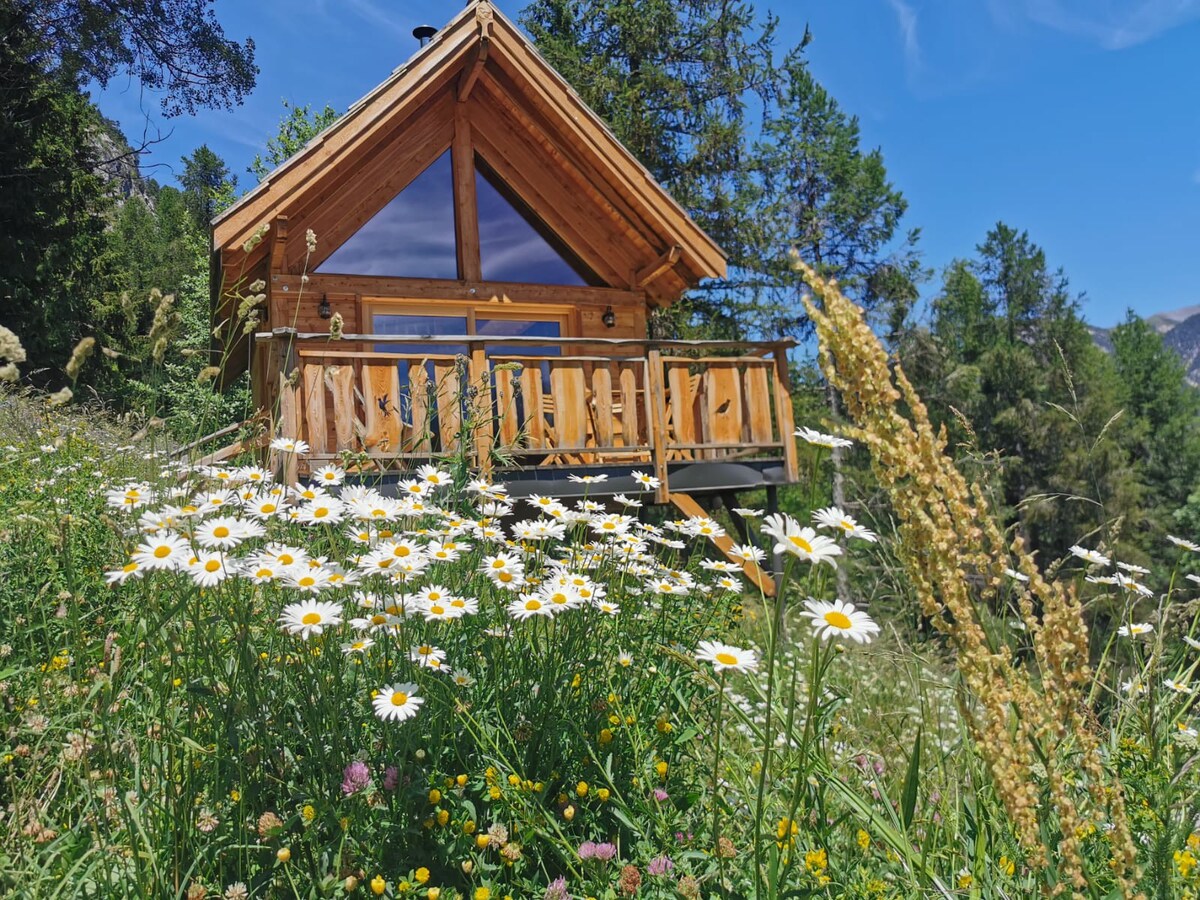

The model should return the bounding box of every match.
[646,348,670,503]
[468,342,493,477]
[771,344,799,483]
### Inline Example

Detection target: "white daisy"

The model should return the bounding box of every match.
[1117,622,1154,638]
[270,437,311,455]
[195,516,262,550]
[630,471,660,490]
[188,552,231,588]
[812,506,878,542]
[507,595,554,620]
[372,683,423,723]
[131,532,191,571]
[311,464,345,487]
[794,426,852,449]
[1164,678,1194,695]
[105,560,143,585]
[798,598,880,644]
[695,640,758,673]
[279,600,343,638]
[728,543,767,563]
[1069,545,1111,567]
[1167,535,1200,553]
[762,514,843,567]
[341,638,375,654]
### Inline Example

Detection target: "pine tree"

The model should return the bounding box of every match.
[180,144,236,232]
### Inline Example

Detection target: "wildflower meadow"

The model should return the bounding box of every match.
[3,273,1200,900]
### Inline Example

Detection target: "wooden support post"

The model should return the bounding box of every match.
[771,345,799,483]
[469,342,493,477]
[452,105,482,282]
[270,216,289,275]
[646,348,670,504]
[669,492,775,597]
[457,33,490,102]
[633,245,681,289]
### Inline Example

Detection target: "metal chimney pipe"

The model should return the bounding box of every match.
[413,25,437,47]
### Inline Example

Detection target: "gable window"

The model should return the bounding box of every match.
[315,148,601,287]
[316,150,458,279]
[475,159,598,286]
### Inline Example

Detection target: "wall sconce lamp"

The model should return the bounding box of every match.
[317,293,332,319]
[602,305,616,328]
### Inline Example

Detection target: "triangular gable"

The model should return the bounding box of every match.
[212,0,725,305]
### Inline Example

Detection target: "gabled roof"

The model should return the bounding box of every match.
[212,0,726,303]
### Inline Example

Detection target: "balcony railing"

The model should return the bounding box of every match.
[254,328,799,500]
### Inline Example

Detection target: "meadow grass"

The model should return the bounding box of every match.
[3,307,1200,900]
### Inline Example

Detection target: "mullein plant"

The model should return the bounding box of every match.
[796,255,1140,897]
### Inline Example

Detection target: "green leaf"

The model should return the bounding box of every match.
[901,726,922,830]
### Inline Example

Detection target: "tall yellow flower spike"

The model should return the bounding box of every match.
[797,255,1139,899]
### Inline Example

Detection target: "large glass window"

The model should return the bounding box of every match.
[316,151,458,279]
[475,160,598,286]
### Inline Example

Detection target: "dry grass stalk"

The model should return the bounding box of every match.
[797,256,1138,898]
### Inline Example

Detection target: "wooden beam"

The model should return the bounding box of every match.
[457,35,490,102]
[668,492,776,597]
[453,105,482,281]
[634,245,681,289]
[270,216,289,275]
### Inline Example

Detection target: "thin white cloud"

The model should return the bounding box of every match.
[886,0,922,73]
[1023,0,1200,49]
[343,0,413,41]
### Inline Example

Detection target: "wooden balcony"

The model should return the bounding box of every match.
[254,328,800,502]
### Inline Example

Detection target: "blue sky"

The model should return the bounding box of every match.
[92,0,1200,327]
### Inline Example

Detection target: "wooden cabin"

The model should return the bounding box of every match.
[210,0,799,531]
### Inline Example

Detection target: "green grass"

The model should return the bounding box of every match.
[3,392,1200,899]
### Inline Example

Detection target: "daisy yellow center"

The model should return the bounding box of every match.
[371,509,386,517]
[525,599,542,611]
[371,614,387,625]
[123,562,138,573]
[313,508,328,518]
[823,611,852,630]
[394,547,411,557]
[715,652,739,666]
[430,605,445,615]
[256,569,273,578]
[154,546,171,558]
[204,560,221,573]
[298,576,315,587]
[261,504,276,513]
[788,535,813,553]
[498,572,513,582]
[492,560,506,569]
[213,526,230,538]
[390,691,408,706]
[550,593,568,604]
[428,658,441,667]
[840,520,854,530]
[278,554,294,565]
[301,612,321,625]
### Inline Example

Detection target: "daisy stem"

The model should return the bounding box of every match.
[711,669,726,864]
[753,554,797,898]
